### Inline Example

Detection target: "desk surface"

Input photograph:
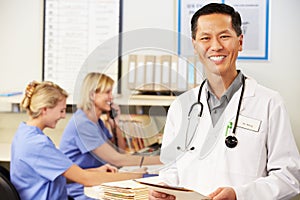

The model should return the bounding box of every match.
[120,164,164,174]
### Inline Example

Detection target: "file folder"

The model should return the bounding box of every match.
[135,179,210,200]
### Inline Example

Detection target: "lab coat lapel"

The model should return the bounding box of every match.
[160,86,202,163]
[195,83,217,158]
[183,86,212,151]
[197,78,254,159]
[223,87,242,123]
[225,76,256,122]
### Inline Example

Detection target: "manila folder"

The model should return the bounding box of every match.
[134,179,210,200]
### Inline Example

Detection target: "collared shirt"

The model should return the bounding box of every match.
[206,71,244,126]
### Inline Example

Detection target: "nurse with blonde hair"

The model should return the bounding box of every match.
[10,81,143,200]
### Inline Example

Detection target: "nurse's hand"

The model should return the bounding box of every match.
[149,189,176,200]
[208,187,236,200]
[98,164,118,173]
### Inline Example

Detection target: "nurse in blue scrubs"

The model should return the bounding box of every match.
[60,72,162,200]
[10,81,143,200]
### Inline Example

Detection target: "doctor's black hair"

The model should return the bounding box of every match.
[191,3,242,39]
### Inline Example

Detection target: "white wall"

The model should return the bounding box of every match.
[0,0,299,150]
[123,0,175,32]
[0,0,43,91]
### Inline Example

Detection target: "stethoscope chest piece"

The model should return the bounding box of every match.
[225,135,238,148]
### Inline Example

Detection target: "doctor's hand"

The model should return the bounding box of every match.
[208,187,236,200]
[149,189,176,200]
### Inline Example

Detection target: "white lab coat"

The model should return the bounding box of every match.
[159,77,300,200]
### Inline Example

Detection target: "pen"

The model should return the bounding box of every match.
[225,122,233,137]
[139,156,144,168]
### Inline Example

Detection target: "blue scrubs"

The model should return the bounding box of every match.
[10,122,73,200]
[59,109,112,200]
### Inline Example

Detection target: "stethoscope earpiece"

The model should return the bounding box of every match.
[225,135,238,148]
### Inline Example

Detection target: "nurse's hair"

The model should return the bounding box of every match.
[21,81,68,118]
[78,72,114,111]
[191,3,242,39]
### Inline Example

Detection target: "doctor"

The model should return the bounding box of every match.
[150,3,300,200]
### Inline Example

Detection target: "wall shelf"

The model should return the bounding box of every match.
[114,94,176,106]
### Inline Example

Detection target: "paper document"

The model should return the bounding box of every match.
[134,179,211,200]
[101,180,149,200]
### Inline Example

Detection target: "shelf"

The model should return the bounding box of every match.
[0,94,176,112]
[114,95,176,106]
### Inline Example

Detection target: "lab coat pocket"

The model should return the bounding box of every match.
[222,126,267,178]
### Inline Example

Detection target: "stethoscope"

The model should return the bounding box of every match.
[177,75,246,151]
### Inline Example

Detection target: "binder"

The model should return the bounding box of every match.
[194,57,205,85]
[153,55,163,91]
[127,55,137,90]
[160,55,172,91]
[126,54,203,92]
[135,55,146,90]
[119,120,134,153]
[177,57,188,91]
[170,55,178,91]
[187,56,196,89]
[144,55,156,91]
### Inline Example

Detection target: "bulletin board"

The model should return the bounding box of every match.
[42,0,122,95]
[178,0,270,60]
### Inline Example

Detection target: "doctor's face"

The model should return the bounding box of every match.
[192,13,243,77]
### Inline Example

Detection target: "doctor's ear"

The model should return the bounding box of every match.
[238,34,244,52]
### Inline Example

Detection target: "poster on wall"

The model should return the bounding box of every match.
[43,0,121,95]
[178,0,270,60]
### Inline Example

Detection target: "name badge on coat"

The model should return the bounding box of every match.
[237,115,261,132]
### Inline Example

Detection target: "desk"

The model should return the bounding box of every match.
[120,164,164,174]
[0,143,11,162]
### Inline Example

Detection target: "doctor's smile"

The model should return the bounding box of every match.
[209,55,226,62]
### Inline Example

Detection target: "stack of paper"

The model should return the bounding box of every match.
[100,180,149,200]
